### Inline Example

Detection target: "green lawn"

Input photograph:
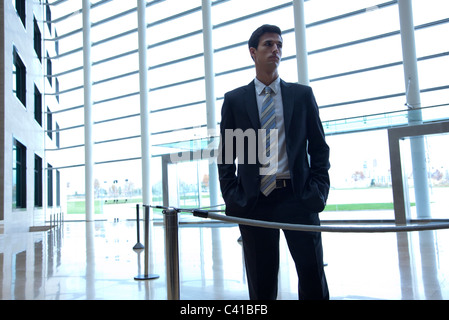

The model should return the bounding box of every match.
[323,202,415,211]
[67,200,103,214]
[67,199,414,214]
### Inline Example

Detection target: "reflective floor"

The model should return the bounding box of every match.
[1,218,449,300]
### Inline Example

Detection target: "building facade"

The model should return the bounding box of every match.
[1,0,60,232]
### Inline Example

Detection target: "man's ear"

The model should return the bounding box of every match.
[249,47,258,62]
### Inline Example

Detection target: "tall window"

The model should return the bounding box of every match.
[34,17,42,62]
[45,0,52,34]
[55,30,59,56]
[13,139,27,209]
[46,52,52,86]
[13,47,26,107]
[35,155,43,207]
[34,85,42,126]
[13,0,26,28]
[53,34,60,105]
[56,170,61,207]
[55,78,60,102]
[56,122,60,148]
[47,107,52,139]
[47,164,53,207]
[46,0,449,219]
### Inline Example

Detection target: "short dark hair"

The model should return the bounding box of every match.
[248,24,282,50]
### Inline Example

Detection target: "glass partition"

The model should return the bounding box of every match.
[400,133,449,220]
[45,0,448,221]
[322,130,395,222]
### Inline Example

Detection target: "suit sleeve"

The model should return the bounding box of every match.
[217,93,238,202]
[304,87,331,211]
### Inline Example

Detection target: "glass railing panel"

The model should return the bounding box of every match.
[400,133,449,221]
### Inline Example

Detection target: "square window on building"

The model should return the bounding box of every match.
[13,139,27,209]
[13,47,26,107]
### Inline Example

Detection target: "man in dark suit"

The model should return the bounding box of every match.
[217,25,330,300]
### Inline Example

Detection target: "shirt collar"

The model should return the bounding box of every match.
[254,77,280,95]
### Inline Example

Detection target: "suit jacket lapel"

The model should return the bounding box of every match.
[281,80,294,135]
[244,80,261,129]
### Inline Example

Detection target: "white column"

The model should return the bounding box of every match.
[82,0,94,221]
[398,0,431,219]
[293,0,309,85]
[398,0,422,124]
[202,0,218,207]
[137,0,152,215]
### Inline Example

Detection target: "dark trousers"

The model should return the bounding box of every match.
[239,182,329,300]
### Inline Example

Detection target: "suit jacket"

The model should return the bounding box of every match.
[217,79,330,218]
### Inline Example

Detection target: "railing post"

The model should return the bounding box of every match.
[163,208,180,300]
[133,204,144,250]
[134,205,159,281]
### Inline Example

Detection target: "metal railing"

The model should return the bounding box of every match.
[142,204,449,300]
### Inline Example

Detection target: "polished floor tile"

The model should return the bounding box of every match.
[1,218,449,300]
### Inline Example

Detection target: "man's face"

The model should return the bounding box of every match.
[250,32,283,70]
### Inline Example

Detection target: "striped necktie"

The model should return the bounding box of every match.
[260,86,276,196]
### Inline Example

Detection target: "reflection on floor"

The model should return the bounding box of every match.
[0,219,448,300]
